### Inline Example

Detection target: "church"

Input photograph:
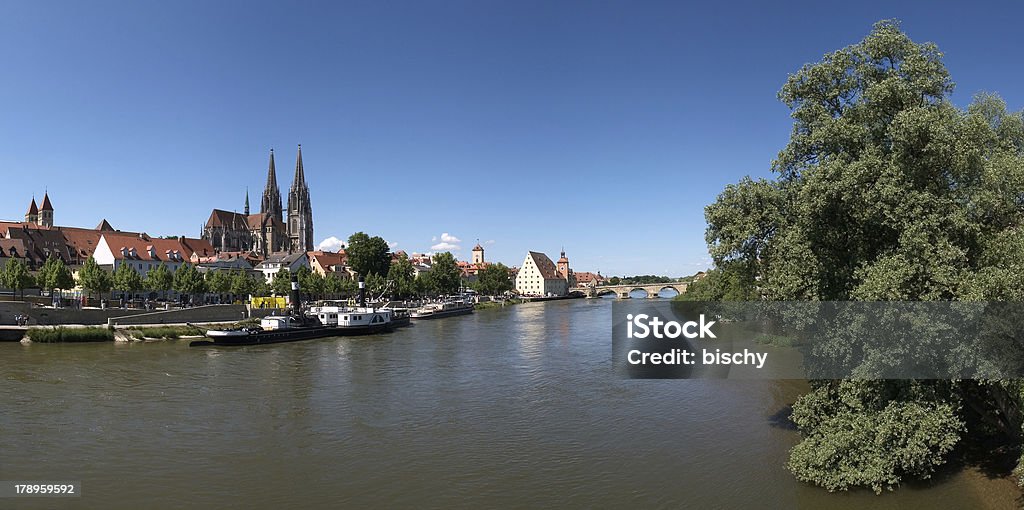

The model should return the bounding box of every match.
[202,145,314,257]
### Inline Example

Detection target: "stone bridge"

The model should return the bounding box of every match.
[583,282,688,299]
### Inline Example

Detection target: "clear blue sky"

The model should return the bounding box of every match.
[2,1,1023,276]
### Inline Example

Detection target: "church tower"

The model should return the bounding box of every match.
[244,188,250,216]
[260,149,283,223]
[25,197,38,224]
[472,242,485,264]
[557,248,570,279]
[287,144,314,253]
[38,192,54,227]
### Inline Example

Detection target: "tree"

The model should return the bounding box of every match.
[325,273,356,297]
[296,266,325,300]
[204,270,232,302]
[36,255,76,295]
[426,252,461,296]
[414,273,432,297]
[78,256,112,303]
[144,262,173,301]
[675,260,758,301]
[607,276,621,286]
[702,20,1024,492]
[387,253,416,299]
[1,259,35,300]
[230,270,255,298]
[346,232,391,277]
[112,262,144,302]
[271,268,292,296]
[173,263,206,304]
[473,262,514,296]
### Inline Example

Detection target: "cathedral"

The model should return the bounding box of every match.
[203,145,314,256]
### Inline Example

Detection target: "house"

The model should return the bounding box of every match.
[515,251,568,297]
[307,250,349,278]
[0,239,28,271]
[92,233,190,275]
[574,271,605,288]
[255,252,310,283]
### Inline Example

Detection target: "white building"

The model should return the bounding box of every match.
[515,251,568,297]
[255,252,310,283]
[93,233,189,275]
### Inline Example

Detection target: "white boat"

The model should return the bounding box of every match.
[410,300,474,320]
[309,304,394,335]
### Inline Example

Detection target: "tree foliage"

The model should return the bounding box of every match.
[703,20,1024,492]
[426,252,462,296]
[145,262,173,299]
[172,263,206,301]
[387,253,416,299]
[113,262,144,298]
[78,257,112,301]
[473,263,514,296]
[36,255,75,292]
[346,232,391,278]
[0,259,35,299]
[271,268,293,296]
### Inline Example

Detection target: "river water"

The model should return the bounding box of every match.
[0,299,1017,509]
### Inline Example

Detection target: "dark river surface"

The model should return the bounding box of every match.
[1,299,1017,509]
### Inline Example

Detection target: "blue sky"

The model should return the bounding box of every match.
[2,1,1023,276]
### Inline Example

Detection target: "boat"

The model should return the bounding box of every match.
[309,304,394,335]
[190,274,335,347]
[410,300,474,320]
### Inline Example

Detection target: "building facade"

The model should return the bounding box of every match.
[202,145,314,256]
[515,251,569,297]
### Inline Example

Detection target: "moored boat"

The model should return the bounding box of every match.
[410,300,474,320]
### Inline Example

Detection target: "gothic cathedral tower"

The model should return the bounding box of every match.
[287,144,314,253]
[261,149,283,223]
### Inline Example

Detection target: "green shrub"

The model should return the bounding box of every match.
[29,327,114,343]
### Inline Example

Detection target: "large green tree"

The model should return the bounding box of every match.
[172,263,206,304]
[703,20,1024,492]
[473,262,514,296]
[271,268,293,296]
[386,253,416,299]
[36,255,75,295]
[346,232,391,277]
[1,259,35,300]
[77,256,112,302]
[144,262,173,301]
[112,262,144,301]
[427,252,462,296]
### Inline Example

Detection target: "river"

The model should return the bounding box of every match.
[0,299,1017,508]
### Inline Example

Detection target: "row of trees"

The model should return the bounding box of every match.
[1,231,518,304]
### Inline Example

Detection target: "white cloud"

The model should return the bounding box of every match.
[387,240,399,250]
[430,242,460,251]
[485,239,495,245]
[428,232,462,252]
[318,236,346,252]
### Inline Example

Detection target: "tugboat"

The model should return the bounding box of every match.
[190,274,335,347]
[410,299,474,320]
[308,278,396,335]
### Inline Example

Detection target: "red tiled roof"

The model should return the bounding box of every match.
[101,233,189,263]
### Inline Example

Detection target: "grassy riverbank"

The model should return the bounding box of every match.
[28,327,114,343]
[474,299,524,311]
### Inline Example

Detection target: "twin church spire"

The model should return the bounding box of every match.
[258,145,314,253]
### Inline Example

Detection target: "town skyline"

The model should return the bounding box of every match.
[3,2,1023,276]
